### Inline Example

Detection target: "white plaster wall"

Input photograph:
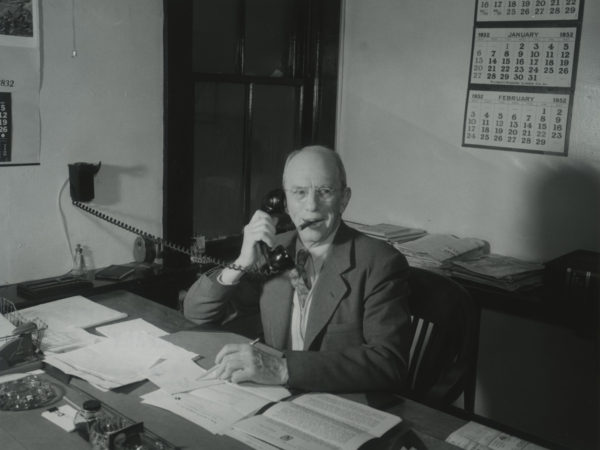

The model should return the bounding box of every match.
[0,0,163,284]
[337,0,600,263]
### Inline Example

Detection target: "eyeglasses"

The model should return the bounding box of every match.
[285,186,338,202]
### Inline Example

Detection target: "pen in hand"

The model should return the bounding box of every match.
[198,338,261,379]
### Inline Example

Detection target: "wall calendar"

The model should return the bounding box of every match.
[463,0,584,156]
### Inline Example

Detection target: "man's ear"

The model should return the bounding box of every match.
[340,187,351,213]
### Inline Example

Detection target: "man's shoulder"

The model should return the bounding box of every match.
[341,222,408,266]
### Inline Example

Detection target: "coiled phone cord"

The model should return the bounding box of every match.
[72,200,271,276]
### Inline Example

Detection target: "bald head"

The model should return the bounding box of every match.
[282,146,347,190]
[282,145,351,247]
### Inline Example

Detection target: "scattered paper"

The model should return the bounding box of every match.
[19,295,127,329]
[147,357,221,394]
[141,389,245,435]
[44,331,196,390]
[41,404,78,432]
[96,318,167,339]
[40,327,105,353]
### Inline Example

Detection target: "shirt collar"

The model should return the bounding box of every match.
[295,222,340,272]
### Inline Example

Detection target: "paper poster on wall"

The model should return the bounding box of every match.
[0,0,40,166]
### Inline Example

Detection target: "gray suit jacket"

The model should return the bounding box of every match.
[184,222,411,393]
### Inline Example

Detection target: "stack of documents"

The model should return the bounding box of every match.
[393,234,488,269]
[347,221,427,243]
[19,295,128,329]
[19,295,128,353]
[448,254,545,291]
[44,320,193,390]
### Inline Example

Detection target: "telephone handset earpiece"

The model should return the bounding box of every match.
[258,188,295,273]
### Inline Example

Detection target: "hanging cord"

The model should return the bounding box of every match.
[58,178,74,263]
[57,178,81,278]
[71,0,77,57]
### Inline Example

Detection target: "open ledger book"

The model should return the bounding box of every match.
[228,393,402,450]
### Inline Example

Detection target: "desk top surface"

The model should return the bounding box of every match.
[1,290,466,450]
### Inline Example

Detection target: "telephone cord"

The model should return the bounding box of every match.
[72,201,270,276]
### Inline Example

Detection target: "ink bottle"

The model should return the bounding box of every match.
[73,399,102,441]
[72,243,86,276]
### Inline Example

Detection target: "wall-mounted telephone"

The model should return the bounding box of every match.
[68,163,297,276]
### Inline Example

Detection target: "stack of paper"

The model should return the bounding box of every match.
[347,221,427,244]
[448,254,545,291]
[17,295,128,353]
[19,295,128,329]
[393,234,488,269]
[44,329,196,390]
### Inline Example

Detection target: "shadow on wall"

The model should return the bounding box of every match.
[531,163,600,262]
[91,163,148,206]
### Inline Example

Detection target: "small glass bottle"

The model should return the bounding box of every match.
[72,243,86,276]
[73,399,102,441]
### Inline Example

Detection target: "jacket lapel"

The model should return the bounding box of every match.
[303,223,354,350]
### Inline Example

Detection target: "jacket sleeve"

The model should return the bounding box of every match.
[284,249,411,393]
[183,267,262,325]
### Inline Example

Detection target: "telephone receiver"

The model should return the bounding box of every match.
[258,188,295,273]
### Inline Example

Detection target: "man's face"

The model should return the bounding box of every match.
[283,150,351,248]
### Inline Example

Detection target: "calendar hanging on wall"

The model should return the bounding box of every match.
[462,0,584,156]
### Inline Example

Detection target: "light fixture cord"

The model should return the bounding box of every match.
[71,0,77,57]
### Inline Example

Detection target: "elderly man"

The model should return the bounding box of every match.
[184,145,410,392]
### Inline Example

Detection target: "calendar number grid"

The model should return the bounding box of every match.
[462,0,583,155]
[477,0,581,22]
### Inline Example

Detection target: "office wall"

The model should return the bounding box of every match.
[337,1,598,447]
[0,0,164,285]
[337,0,600,263]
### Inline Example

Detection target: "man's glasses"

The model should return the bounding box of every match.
[285,186,338,202]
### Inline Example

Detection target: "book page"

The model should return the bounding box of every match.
[261,401,373,449]
[233,414,338,450]
[292,393,401,437]
[190,382,288,417]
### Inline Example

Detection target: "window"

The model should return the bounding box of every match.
[164,0,341,265]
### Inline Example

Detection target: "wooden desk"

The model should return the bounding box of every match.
[1,290,467,450]
[0,264,198,311]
